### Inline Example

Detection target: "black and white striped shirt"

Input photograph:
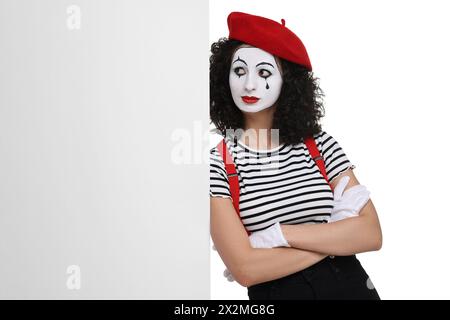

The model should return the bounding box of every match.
[209,131,355,233]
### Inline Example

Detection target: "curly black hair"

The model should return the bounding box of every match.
[210,37,326,146]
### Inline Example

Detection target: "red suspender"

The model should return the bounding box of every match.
[216,136,332,235]
[304,136,334,192]
[216,139,250,235]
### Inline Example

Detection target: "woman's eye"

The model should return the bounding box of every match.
[259,69,272,78]
[234,67,245,76]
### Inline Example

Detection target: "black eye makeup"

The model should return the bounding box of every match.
[259,69,272,78]
[232,66,273,79]
[233,66,246,78]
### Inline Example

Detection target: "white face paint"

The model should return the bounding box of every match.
[229,47,283,113]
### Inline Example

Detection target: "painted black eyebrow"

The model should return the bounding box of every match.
[256,62,275,68]
[232,58,275,69]
[232,56,247,66]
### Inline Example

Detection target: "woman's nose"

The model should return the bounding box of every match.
[244,72,257,92]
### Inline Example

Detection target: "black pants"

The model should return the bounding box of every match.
[247,255,380,300]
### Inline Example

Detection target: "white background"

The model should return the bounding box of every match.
[210,0,450,300]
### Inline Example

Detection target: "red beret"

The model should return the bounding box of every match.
[227,11,312,71]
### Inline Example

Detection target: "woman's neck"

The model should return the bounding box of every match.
[241,107,280,150]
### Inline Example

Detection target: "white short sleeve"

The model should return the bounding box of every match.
[315,131,356,183]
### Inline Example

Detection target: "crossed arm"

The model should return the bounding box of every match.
[210,169,382,287]
[281,169,383,256]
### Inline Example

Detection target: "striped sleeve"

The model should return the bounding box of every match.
[209,147,232,199]
[317,131,356,183]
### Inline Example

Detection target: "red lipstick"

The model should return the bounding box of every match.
[241,96,260,104]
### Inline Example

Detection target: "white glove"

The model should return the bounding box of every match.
[329,175,370,223]
[216,222,290,282]
[248,222,291,249]
[213,222,289,251]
